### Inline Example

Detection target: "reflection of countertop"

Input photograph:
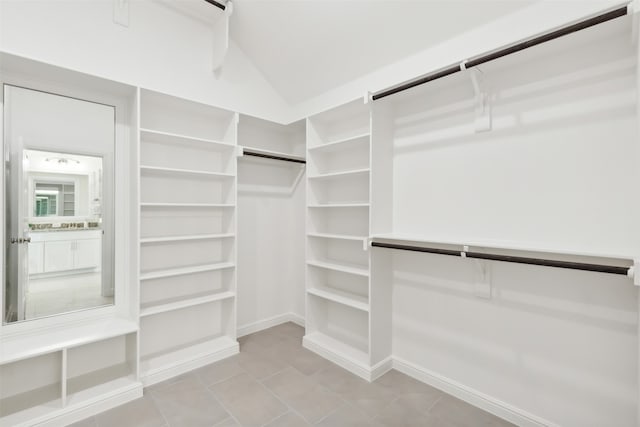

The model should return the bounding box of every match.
[30,227,102,233]
[29,228,102,243]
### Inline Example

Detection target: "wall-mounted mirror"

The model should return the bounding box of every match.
[3,85,115,324]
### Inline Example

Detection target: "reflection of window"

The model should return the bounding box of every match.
[34,182,75,217]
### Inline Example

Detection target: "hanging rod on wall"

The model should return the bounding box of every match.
[242,148,306,164]
[203,0,226,11]
[370,241,633,276]
[372,5,630,101]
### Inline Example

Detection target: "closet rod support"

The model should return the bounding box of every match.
[204,0,226,10]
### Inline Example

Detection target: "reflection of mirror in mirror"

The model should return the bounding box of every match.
[34,182,75,217]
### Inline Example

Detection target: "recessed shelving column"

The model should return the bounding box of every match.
[138,89,239,386]
[303,99,392,381]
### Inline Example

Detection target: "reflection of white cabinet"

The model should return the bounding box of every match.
[29,230,101,274]
[28,242,45,274]
[44,240,75,272]
[74,238,101,269]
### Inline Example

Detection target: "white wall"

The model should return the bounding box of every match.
[391,252,637,426]
[0,0,291,123]
[236,157,306,333]
[289,0,627,122]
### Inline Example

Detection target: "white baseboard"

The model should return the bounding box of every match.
[35,382,142,427]
[237,312,305,337]
[141,342,239,387]
[287,312,305,328]
[302,335,392,382]
[370,356,394,381]
[393,357,558,427]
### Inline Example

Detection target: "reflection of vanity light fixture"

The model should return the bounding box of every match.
[45,157,80,165]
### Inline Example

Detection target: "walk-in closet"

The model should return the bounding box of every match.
[0,1,639,426]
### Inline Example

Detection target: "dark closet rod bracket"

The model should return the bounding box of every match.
[372,4,631,101]
[241,148,306,164]
[203,0,226,11]
[371,241,639,284]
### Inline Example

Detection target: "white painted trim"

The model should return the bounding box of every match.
[370,356,393,381]
[287,312,305,328]
[302,335,371,381]
[20,382,142,427]
[141,342,239,387]
[237,312,305,337]
[392,357,559,427]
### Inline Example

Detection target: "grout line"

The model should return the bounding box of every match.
[255,365,290,383]
[146,393,171,427]
[260,410,294,427]
[212,417,236,427]
[259,364,355,426]
[199,374,244,427]
[312,403,346,425]
[257,379,307,424]
[426,394,444,413]
[256,370,314,425]
[353,394,401,422]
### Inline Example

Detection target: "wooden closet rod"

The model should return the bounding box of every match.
[243,149,307,164]
[372,5,630,101]
[370,242,632,276]
[204,0,226,11]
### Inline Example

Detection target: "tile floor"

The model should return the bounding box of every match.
[71,323,514,427]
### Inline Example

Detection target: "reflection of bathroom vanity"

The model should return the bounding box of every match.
[29,229,102,275]
[23,149,104,282]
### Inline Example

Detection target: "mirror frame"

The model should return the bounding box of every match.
[0,54,137,335]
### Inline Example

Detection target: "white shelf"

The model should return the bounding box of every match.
[66,367,138,407]
[140,262,235,281]
[371,233,635,262]
[140,233,234,244]
[308,203,369,208]
[308,133,370,153]
[140,203,235,208]
[140,292,235,317]
[307,232,367,242]
[307,287,369,312]
[140,165,234,178]
[307,260,369,277]
[1,318,138,365]
[303,332,369,366]
[140,336,237,378]
[0,391,62,427]
[140,128,235,150]
[308,168,370,180]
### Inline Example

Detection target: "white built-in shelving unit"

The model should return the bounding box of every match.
[138,89,239,386]
[303,99,392,381]
[0,319,139,427]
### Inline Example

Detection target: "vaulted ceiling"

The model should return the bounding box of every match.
[161,0,536,105]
